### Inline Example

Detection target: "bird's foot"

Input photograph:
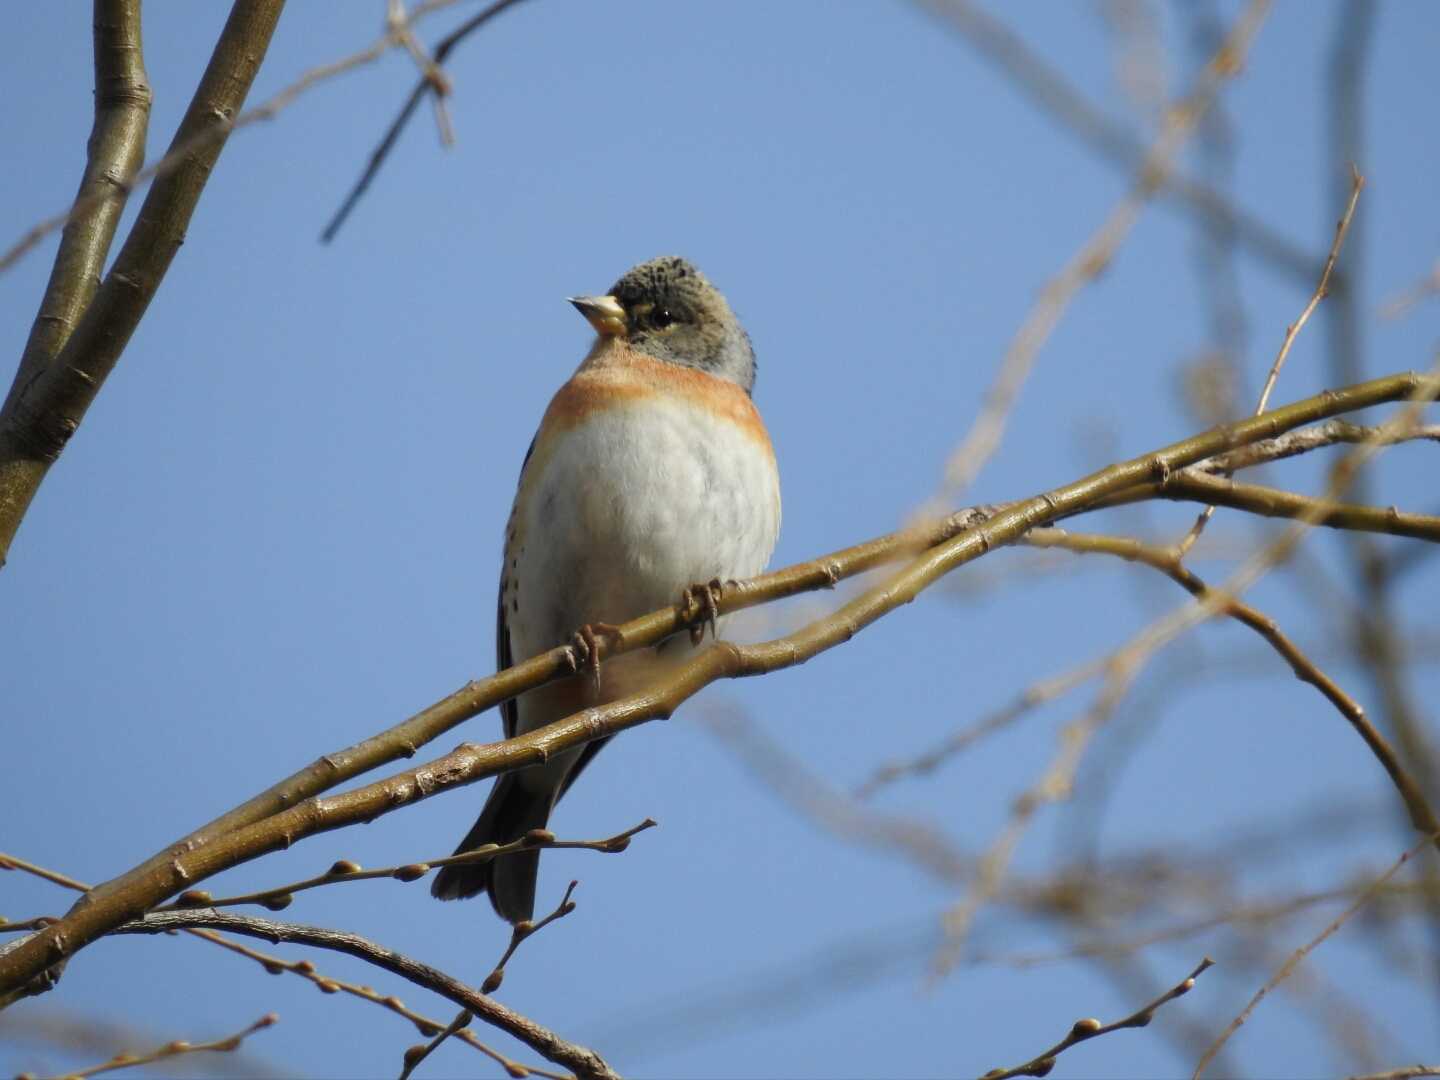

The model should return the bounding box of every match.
[569,622,624,691]
[679,578,734,645]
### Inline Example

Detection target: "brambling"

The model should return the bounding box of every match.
[431,256,782,923]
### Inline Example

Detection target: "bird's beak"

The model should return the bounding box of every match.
[568,294,627,337]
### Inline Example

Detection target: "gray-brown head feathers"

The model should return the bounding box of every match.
[573,256,757,393]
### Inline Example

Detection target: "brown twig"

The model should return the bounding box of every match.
[0,851,559,1076]
[0,373,1426,1001]
[1194,836,1434,1078]
[114,910,618,1080]
[1176,165,1365,556]
[321,0,532,242]
[190,927,565,1078]
[980,957,1214,1079]
[399,1009,472,1080]
[157,820,653,914]
[14,1013,277,1080]
[482,881,580,996]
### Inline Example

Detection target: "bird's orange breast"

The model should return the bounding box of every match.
[539,341,774,460]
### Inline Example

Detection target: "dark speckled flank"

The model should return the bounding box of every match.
[605,256,757,394]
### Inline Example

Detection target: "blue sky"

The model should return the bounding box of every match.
[3,2,1439,1077]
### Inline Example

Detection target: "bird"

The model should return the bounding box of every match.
[431,256,782,923]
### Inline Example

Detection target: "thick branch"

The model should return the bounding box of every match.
[5,0,151,415]
[0,372,1422,1000]
[114,910,618,1080]
[0,0,287,566]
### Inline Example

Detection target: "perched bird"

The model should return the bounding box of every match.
[431,256,782,923]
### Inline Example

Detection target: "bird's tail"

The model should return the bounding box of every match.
[430,772,551,924]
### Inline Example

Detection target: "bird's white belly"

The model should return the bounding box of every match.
[510,397,779,664]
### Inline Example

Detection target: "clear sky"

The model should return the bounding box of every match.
[3,2,1439,1077]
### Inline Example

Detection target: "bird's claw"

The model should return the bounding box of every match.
[680,579,726,645]
[570,622,624,691]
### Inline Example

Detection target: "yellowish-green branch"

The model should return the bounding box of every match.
[0,372,1423,1000]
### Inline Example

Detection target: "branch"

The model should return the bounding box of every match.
[1176,165,1365,555]
[185,921,565,1078]
[0,373,1426,1000]
[113,910,617,1080]
[4,0,150,415]
[980,957,1214,1080]
[482,881,579,996]
[1197,419,1440,473]
[1022,528,1440,843]
[320,0,532,242]
[0,0,288,567]
[1194,836,1433,1078]
[1103,472,1440,543]
[15,1013,277,1080]
[159,819,653,913]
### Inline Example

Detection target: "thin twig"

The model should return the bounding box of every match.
[1176,165,1365,556]
[398,1009,472,1080]
[980,957,1214,1080]
[157,820,652,913]
[1194,835,1435,1078]
[482,881,579,995]
[114,910,618,1080]
[0,851,560,1076]
[321,0,532,242]
[15,1013,277,1080]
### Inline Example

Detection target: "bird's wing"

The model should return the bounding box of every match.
[496,434,538,741]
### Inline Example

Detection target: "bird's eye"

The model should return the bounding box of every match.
[652,308,673,329]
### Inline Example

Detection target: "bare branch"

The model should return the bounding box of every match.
[1101,472,1440,543]
[0,374,1426,1001]
[482,881,579,995]
[159,820,653,914]
[321,0,532,242]
[187,923,565,1078]
[114,910,617,1080]
[398,1009,472,1080]
[1194,836,1434,1078]
[0,0,287,566]
[980,957,1214,1080]
[15,1014,277,1080]
[5,0,150,413]
[1176,165,1365,556]
[1197,419,1440,473]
